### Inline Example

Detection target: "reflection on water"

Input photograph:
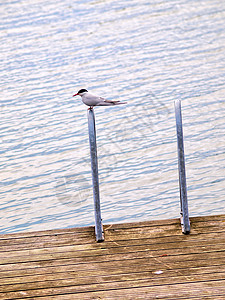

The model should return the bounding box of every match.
[0,0,225,233]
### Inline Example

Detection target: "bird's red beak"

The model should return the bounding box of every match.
[73,93,78,97]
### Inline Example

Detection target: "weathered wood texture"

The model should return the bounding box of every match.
[0,215,225,299]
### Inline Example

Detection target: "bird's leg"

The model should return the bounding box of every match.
[88,106,93,110]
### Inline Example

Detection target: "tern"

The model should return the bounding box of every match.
[73,89,126,108]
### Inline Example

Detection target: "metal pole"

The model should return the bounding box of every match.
[174,100,190,234]
[87,108,104,242]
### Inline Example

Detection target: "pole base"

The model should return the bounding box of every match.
[180,214,190,235]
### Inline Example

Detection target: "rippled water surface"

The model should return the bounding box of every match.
[0,0,225,233]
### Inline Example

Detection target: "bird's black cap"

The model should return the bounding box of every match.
[78,89,88,94]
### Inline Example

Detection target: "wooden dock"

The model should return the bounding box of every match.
[0,214,225,299]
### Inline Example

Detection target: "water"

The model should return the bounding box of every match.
[0,0,225,233]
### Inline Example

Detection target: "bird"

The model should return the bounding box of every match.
[73,89,126,108]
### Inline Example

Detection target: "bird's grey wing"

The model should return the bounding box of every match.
[84,94,103,105]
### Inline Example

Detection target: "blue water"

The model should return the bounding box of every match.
[0,0,225,233]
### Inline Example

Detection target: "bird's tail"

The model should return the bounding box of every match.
[99,100,127,106]
[114,101,127,105]
[104,100,127,105]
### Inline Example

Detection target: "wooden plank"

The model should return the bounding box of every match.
[0,219,224,252]
[0,241,224,266]
[0,234,224,265]
[0,236,224,262]
[0,228,224,253]
[0,250,225,280]
[0,226,95,240]
[0,262,224,285]
[1,279,225,299]
[0,239,224,266]
[23,295,225,300]
[1,275,225,299]
[1,214,224,244]
[1,220,224,254]
[0,263,225,292]
[0,215,224,299]
[0,233,224,271]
